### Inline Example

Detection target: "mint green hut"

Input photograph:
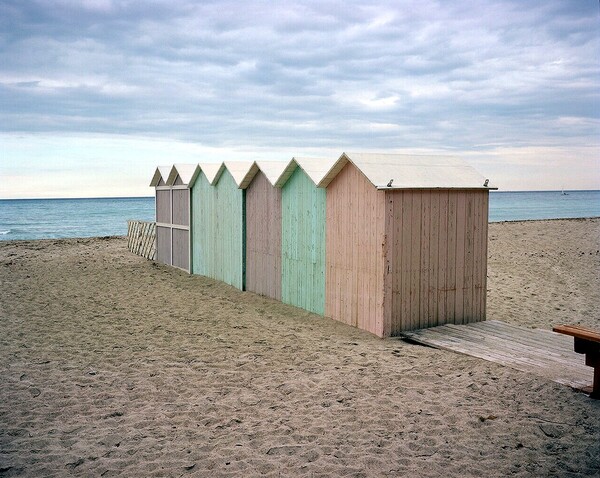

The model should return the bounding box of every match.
[190,161,257,290]
[275,157,336,315]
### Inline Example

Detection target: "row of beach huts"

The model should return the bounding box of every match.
[149,152,496,337]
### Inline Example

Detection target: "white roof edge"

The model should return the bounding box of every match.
[166,163,197,186]
[150,165,172,187]
[254,160,293,186]
[321,152,494,190]
[197,161,225,185]
[275,156,337,187]
[222,160,258,188]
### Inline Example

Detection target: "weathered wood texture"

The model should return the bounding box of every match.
[127,220,156,260]
[245,170,282,300]
[325,162,387,336]
[156,226,171,265]
[172,228,189,271]
[154,178,191,272]
[387,189,489,334]
[155,188,172,265]
[156,190,171,223]
[191,169,245,290]
[172,189,189,226]
[402,320,594,391]
[281,167,326,315]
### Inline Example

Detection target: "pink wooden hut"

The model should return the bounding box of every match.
[318,152,496,337]
[241,160,290,300]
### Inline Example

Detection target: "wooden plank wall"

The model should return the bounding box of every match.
[191,170,245,289]
[281,167,326,315]
[245,171,282,300]
[172,228,189,271]
[156,226,171,265]
[156,190,171,223]
[155,188,171,265]
[172,189,189,226]
[325,162,387,336]
[127,220,156,260]
[387,189,489,334]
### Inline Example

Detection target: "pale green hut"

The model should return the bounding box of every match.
[275,157,336,315]
[189,161,256,290]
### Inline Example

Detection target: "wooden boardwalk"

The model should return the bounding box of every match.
[401,320,593,392]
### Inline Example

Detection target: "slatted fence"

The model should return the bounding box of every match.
[127,220,156,260]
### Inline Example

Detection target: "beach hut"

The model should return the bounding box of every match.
[242,160,290,300]
[149,164,195,271]
[275,157,336,315]
[319,152,496,337]
[150,165,175,267]
[164,164,195,272]
[190,161,257,290]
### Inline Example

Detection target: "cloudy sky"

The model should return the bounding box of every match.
[1,0,598,198]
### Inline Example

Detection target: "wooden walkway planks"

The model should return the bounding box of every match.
[401,320,593,391]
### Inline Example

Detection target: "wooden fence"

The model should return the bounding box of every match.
[127,220,156,260]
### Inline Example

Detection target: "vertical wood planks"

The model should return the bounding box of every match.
[282,166,326,315]
[387,189,489,333]
[156,190,171,224]
[324,162,386,336]
[156,226,171,265]
[245,170,282,300]
[172,189,189,226]
[191,169,245,289]
[435,191,447,327]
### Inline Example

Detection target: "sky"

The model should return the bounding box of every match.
[0,0,598,198]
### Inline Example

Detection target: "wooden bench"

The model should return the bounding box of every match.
[553,325,600,399]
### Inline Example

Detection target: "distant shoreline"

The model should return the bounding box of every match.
[1,217,599,244]
[2,190,600,201]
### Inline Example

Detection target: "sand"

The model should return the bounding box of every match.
[0,218,599,477]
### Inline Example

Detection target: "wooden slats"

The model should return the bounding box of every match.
[282,167,326,315]
[127,220,157,260]
[386,190,488,333]
[192,169,245,289]
[246,170,282,300]
[325,162,386,336]
[402,320,593,390]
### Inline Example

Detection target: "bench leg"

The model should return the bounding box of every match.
[585,352,600,399]
[592,364,600,400]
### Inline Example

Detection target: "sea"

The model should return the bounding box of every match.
[0,190,599,241]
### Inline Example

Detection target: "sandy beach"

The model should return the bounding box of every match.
[1,218,599,477]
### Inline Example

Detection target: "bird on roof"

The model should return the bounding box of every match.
[483,179,489,187]
[387,179,393,187]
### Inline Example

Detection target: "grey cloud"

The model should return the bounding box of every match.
[0,0,598,155]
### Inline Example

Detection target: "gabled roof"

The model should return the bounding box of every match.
[149,166,173,187]
[222,161,259,188]
[243,160,291,187]
[258,160,292,186]
[195,161,224,185]
[318,152,496,190]
[275,156,337,188]
[166,163,197,186]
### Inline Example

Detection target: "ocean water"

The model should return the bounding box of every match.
[488,190,600,223]
[0,191,598,241]
[0,197,155,241]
